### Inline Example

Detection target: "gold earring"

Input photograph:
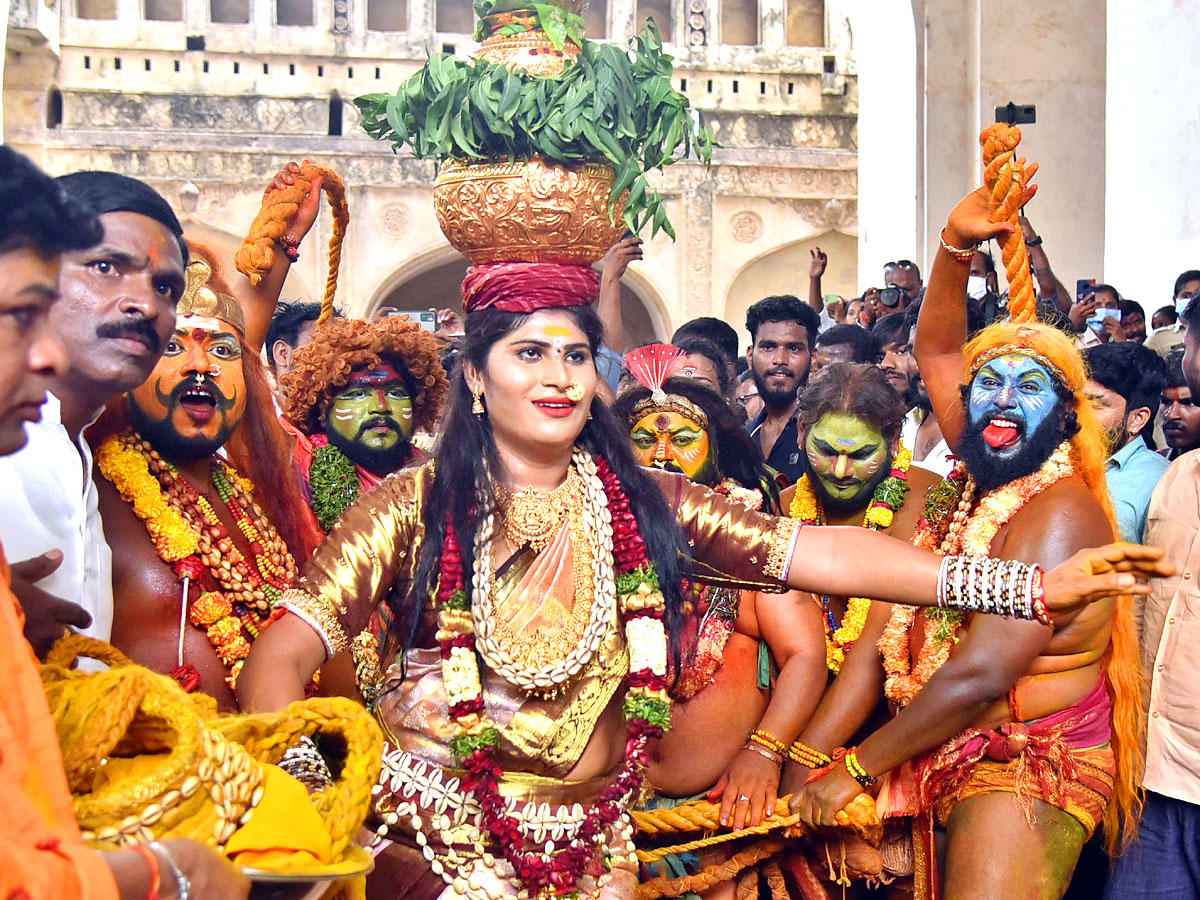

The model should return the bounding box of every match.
[472,387,485,417]
[565,380,585,403]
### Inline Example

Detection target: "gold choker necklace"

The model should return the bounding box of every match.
[497,466,582,554]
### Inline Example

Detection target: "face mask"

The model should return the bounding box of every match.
[1176,295,1195,316]
[967,275,989,301]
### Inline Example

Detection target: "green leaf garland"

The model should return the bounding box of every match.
[309,442,361,533]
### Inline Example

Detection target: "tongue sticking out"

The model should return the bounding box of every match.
[982,419,1020,449]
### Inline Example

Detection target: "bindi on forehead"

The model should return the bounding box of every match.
[654,414,671,431]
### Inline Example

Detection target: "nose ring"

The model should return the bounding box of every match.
[565,380,585,403]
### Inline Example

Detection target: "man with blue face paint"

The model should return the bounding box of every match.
[790,180,1147,900]
[956,348,1074,492]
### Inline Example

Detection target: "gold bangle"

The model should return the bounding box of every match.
[743,742,783,766]
[939,228,978,263]
[787,740,833,768]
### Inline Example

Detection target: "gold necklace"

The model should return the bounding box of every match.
[497,467,582,554]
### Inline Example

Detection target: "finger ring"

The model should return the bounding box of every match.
[737,794,750,804]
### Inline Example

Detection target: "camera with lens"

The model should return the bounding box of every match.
[880,285,907,309]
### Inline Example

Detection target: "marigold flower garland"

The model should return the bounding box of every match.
[433,451,669,896]
[788,445,912,672]
[97,430,296,691]
[879,443,1074,707]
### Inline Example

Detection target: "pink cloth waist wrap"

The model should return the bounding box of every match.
[461,262,600,313]
[877,676,1112,820]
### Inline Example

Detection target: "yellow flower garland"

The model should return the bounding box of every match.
[96,435,198,561]
[788,445,912,673]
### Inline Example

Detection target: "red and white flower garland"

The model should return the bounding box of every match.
[433,450,670,896]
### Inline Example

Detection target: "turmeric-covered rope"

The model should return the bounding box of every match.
[637,840,787,900]
[632,793,879,864]
[234,162,349,325]
[980,124,1037,323]
[40,635,381,857]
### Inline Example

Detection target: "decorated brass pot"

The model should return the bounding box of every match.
[475,8,579,76]
[433,157,628,266]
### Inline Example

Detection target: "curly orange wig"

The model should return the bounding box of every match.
[280,316,448,436]
[963,320,1143,854]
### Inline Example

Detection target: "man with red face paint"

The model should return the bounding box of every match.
[92,246,316,710]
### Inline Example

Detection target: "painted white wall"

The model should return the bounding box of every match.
[1105,0,1200,309]
[848,0,919,293]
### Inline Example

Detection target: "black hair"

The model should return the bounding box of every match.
[1154,305,1179,326]
[56,170,187,264]
[1173,270,1200,299]
[612,376,782,514]
[976,248,996,276]
[901,296,986,340]
[745,295,820,348]
[1118,299,1145,322]
[1183,296,1200,332]
[1093,283,1121,303]
[870,311,909,351]
[672,317,739,367]
[1085,342,1169,417]
[1165,349,1187,389]
[0,146,101,257]
[405,305,690,669]
[815,324,874,364]
[265,300,342,368]
[672,334,731,395]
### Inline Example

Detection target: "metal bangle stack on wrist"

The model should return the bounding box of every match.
[936,556,1050,626]
[149,843,190,900]
[279,734,334,790]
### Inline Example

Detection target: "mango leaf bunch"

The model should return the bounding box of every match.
[355,21,714,238]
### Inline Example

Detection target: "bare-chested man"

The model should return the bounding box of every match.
[93,247,315,709]
[791,183,1142,900]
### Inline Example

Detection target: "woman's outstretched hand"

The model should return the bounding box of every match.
[944,162,1039,249]
[1043,542,1174,616]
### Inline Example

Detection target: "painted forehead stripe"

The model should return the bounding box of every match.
[968,345,1070,388]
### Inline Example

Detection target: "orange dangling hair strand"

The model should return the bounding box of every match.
[980,124,1036,323]
[234,162,349,326]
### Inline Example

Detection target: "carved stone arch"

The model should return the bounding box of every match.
[367,245,672,346]
[722,230,858,351]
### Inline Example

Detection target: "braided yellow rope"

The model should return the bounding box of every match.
[637,840,787,900]
[980,124,1037,323]
[234,162,349,325]
[41,635,381,858]
[633,793,879,864]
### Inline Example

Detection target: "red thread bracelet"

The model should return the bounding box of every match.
[129,844,161,900]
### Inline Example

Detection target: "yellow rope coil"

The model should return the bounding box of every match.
[636,840,787,900]
[234,162,349,326]
[41,635,382,857]
[632,793,880,864]
[980,123,1037,323]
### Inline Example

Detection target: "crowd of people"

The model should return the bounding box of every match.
[1,138,1195,900]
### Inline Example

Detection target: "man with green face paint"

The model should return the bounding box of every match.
[779,363,942,677]
[280,316,448,534]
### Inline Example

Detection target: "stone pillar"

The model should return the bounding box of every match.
[117,0,141,19]
[610,0,637,43]
[1105,0,1200,303]
[409,0,435,46]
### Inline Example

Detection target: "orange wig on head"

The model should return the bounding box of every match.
[963,320,1143,853]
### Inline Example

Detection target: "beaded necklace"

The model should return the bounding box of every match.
[788,445,912,672]
[97,429,297,690]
